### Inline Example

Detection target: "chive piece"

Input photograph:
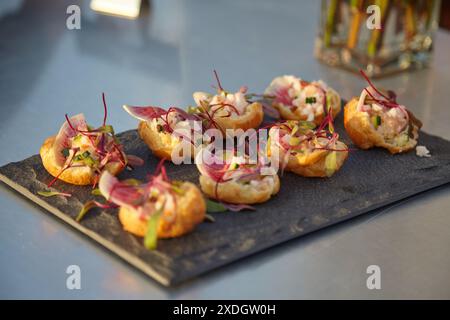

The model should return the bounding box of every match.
[61,148,70,158]
[229,163,239,170]
[83,155,96,167]
[325,151,337,177]
[144,208,162,250]
[289,136,301,146]
[204,214,215,223]
[73,134,82,142]
[371,115,381,128]
[305,97,317,104]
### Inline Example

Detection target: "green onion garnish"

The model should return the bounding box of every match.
[144,208,163,250]
[305,97,317,104]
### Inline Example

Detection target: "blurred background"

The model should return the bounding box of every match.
[0,0,449,167]
[1,0,450,299]
[0,0,450,163]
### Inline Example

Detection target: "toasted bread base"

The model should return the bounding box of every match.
[213,102,264,132]
[344,98,420,154]
[199,174,280,204]
[286,141,348,177]
[274,89,341,125]
[40,136,124,185]
[118,182,205,238]
[138,121,196,161]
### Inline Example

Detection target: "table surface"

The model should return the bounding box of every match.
[1,0,450,299]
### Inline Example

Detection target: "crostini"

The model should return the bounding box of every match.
[264,75,341,125]
[78,163,206,249]
[191,71,264,132]
[196,147,280,207]
[344,71,422,154]
[40,94,142,187]
[268,115,348,178]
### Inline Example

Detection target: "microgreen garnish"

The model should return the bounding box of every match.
[37,191,71,198]
[77,160,193,250]
[206,199,227,213]
[359,69,413,131]
[359,70,408,116]
[76,200,117,222]
[270,104,349,172]
[213,69,224,92]
[49,93,142,188]
[197,147,267,212]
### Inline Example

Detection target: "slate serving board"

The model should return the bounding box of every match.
[1,113,450,286]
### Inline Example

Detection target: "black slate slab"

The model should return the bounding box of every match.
[1,114,450,286]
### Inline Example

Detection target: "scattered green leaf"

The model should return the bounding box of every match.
[204,214,215,222]
[206,199,227,213]
[38,191,71,198]
[76,200,98,222]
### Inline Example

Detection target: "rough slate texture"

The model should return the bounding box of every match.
[1,114,450,286]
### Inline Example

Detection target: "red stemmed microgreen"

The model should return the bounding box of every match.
[197,70,247,119]
[102,92,108,127]
[359,69,409,120]
[213,69,224,92]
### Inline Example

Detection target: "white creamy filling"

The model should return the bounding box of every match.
[149,118,185,147]
[265,76,330,119]
[210,91,249,117]
[249,175,275,191]
[264,75,302,97]
[193,90,249,118]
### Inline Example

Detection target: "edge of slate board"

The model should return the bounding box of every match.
[0,172,171,286]
[1,169,449,286]
[1,127,450,286]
